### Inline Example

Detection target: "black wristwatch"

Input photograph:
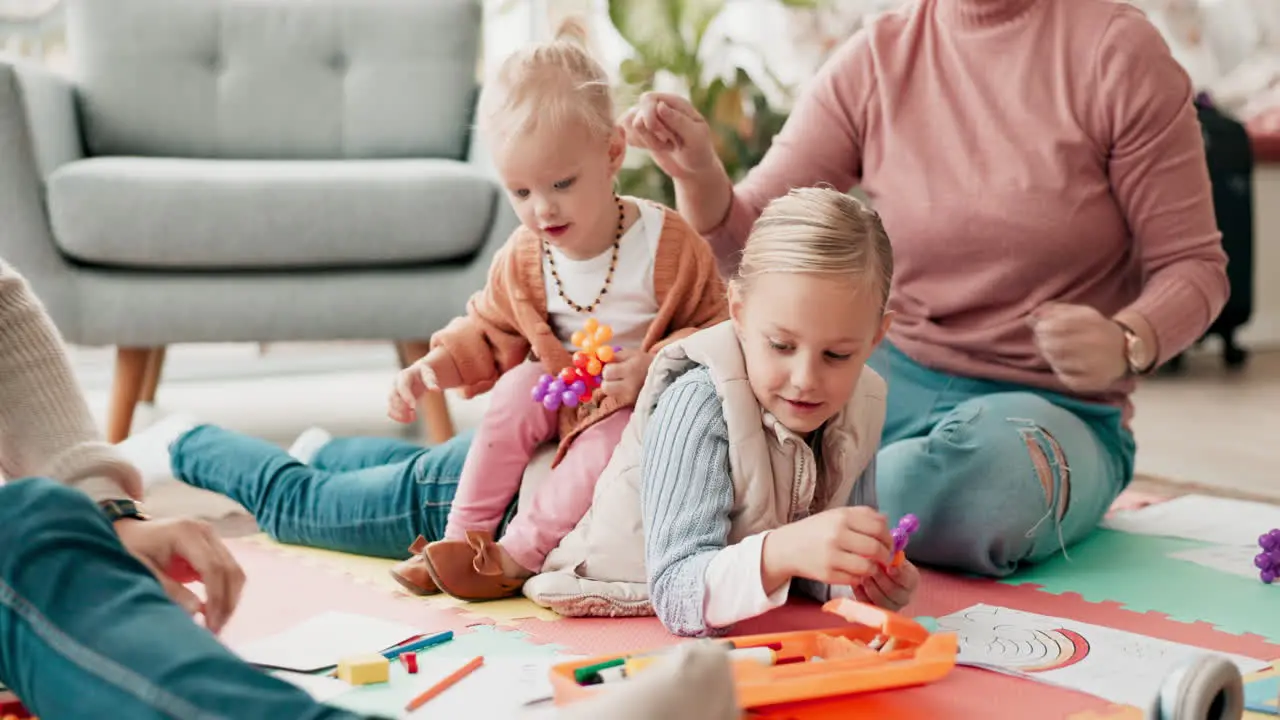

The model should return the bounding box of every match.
[98,498,150,523]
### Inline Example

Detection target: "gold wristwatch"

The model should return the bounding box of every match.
[1115,320,1155,375]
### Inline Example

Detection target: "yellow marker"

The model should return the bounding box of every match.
[336,653,390,685]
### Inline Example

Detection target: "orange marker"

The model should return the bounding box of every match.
[404,655,484,712]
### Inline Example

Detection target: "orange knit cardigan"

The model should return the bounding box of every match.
[429,207,729,466]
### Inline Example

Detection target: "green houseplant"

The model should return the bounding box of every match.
[606,0,819,205]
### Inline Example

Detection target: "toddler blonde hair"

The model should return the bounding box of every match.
[732,187,894,310]
[477,17,616,143]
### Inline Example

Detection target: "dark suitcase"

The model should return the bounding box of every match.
[1165,97,1254,372]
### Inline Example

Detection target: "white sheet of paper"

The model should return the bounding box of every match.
[936,604,1267,707]
[1168,545,1265,579]
[397,656,580,719]
[271,671,351,702]
[233,611,423,672]
[1101,494,1280,547]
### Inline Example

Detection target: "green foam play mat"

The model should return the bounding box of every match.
[1000,529,1279,641]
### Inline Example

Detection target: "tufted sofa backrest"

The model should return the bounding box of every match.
[66,0,481,160]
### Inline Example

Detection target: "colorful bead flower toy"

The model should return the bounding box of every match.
[531,318,622,411]
[890,514,919,567]
[1256,529,1280,584]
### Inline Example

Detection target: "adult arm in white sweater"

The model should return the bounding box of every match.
[0,259,141,502]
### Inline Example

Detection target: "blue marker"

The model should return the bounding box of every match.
[381,630,454,659]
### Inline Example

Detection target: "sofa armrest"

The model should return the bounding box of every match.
[0,60,85,339]
[11,61,83,179]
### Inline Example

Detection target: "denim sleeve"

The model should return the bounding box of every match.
[792,455,878,603]
[640,369,734,637]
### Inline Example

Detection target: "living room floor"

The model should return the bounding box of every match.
[67,339,1280,535]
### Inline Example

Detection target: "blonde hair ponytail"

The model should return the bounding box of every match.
[732,187,894,310]
[553,15,590,47]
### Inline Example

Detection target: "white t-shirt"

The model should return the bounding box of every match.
[543,197,663,350]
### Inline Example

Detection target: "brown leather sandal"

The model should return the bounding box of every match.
[389,535,441,596]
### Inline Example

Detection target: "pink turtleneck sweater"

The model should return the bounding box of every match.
[706,0,1230,422]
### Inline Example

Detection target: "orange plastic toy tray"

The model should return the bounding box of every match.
[548,598,957,709]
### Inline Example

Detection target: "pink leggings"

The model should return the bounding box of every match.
[444,360,631,573]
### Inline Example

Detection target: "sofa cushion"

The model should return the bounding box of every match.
[46,157,498,270]
[66,0,480,160]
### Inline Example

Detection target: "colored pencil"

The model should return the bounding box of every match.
[404,655,484,712]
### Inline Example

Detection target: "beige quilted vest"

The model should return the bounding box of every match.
[522,321,887,617]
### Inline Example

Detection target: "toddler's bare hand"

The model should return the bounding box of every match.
[387,360,438,424]
[600,349,653,407]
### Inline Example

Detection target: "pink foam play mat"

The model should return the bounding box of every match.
[219,489,1280,719]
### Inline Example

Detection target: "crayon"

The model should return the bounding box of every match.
[404,655,483,712]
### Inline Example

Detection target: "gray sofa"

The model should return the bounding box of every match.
[0,0,517,443]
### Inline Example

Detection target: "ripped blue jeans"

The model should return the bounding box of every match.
[868,341,1135,577]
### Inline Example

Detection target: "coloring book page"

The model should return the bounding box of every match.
[1101,494,1280,547]
[935,604,1267,706]
[1167,544,1263,579]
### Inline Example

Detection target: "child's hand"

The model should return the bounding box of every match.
[388,360,436,423]
[762,507,892,591]
[853,559,920,612]
[600,349,653,407]
[388,349,459,423]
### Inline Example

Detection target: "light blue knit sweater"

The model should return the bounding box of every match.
[640,366,877,637]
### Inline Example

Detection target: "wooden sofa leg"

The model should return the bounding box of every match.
[394,341,456,444]
[108,347,151,443]
[140,346,166,404]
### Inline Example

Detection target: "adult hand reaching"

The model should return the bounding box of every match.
[114,517,246,635]
[620,92,722,181]
[1028,302,1128,392]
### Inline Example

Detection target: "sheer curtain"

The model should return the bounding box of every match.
[485,0,545,72]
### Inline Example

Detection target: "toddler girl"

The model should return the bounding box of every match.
[120,22,724,597]
[387,20,728,601]
[523,187,920,635]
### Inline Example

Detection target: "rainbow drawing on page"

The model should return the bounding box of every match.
[939,605,1092,673]
[1003,627,1090,673]
[936,604,1266,707]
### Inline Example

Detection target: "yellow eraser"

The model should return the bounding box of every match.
[337,653,390,685]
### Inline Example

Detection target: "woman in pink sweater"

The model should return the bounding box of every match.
[623,0,1229,577]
